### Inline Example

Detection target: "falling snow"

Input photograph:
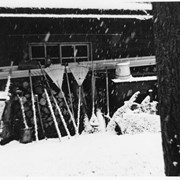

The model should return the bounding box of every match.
[105,28,109,34]
[173,162,178,167]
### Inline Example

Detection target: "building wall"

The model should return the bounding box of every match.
[0,17,154,66]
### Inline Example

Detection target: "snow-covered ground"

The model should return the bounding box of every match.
[0,132,164,177]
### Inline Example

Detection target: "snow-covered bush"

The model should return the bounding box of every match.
[121,113,161,134]
[107,92,160,135]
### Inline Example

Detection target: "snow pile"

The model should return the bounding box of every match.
[121,113,161,134]
[0,132,164,177]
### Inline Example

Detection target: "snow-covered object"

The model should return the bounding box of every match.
[29,70,39,142]
[53,96,71,139]
[140,101,158,114]
[0,1,152,20]
[106,91,159,135]
[83,109,106,134]
[90,113,99,127]
[82,113,93,134]
[0,14,152,20]
[44,89,62,141]
[45,65,65,89]
[0,1,152,11]
[141,95,150,105]
[112,76,157,83]
[121,113,161,134]
[0,62,13,120]
[69,64,89,86]
[106,91,140,133]
[17,95,28,129]
[96,109,106,132]
[0,92,9,101]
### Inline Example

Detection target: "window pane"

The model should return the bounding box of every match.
[47,45,59,58]
[76,58,88,62]
[76,45,88,57]
[61,46,74,57]
[31,46,45,58]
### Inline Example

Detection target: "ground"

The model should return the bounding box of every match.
[0,132,164,177]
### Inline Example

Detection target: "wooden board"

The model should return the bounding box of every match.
[0,56,156,80]
[112,76,157,83]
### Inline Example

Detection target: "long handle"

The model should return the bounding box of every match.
[38,62,62,140]
[35,94,47,139]
[17,94,28,129]
[77,86,81,134]
[65,65,75,118]
[52,95,71,139]
[106,68,110,117]
[57,81,78,135]
[91,62,95,114]
[29,70,39,141]
[39,62,77,135]
[0,61,13,121]
[5,61,13,94]
[44,88,62,141]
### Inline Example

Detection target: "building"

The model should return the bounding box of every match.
[0,1,153,68]
[0,1,157,143]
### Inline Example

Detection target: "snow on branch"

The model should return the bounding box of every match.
[106,91,140,134]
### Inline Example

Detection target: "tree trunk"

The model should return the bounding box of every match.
[153,2,180,176]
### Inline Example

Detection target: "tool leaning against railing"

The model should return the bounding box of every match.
[0,61,13,137]
[29,69,39,142]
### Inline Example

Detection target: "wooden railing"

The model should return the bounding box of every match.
[0,56,156,80]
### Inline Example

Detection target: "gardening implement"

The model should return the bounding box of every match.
[44,64,77,135]
[29,69,39,141]
[69,63,89,134]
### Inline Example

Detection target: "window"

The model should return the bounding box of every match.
[31,46,45,58]
[30,45,45,64]
[29,42,90,65]
[46,45,59,64]
[60,44,89,65]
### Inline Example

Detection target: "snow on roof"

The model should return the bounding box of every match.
[0,13,152,20]
[0,0,152,10]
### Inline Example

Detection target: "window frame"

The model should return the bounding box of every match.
[60,42,90,64]
[29,42,91,65]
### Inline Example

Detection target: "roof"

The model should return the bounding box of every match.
[0,0,152,10]
[0,1,152,20]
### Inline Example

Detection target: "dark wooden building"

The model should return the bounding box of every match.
[0,1,157,143]
[0,1,154,67]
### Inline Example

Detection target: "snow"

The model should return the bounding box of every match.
[0,0,152,10]
[0,132,164,177]
[121,113,160,134]
[112,76,157,83]
[0,1,152,19]
[0,14,152,20]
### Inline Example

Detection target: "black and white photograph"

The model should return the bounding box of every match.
[0,0,179,178]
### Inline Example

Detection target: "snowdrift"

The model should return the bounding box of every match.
[0,132,164,177]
